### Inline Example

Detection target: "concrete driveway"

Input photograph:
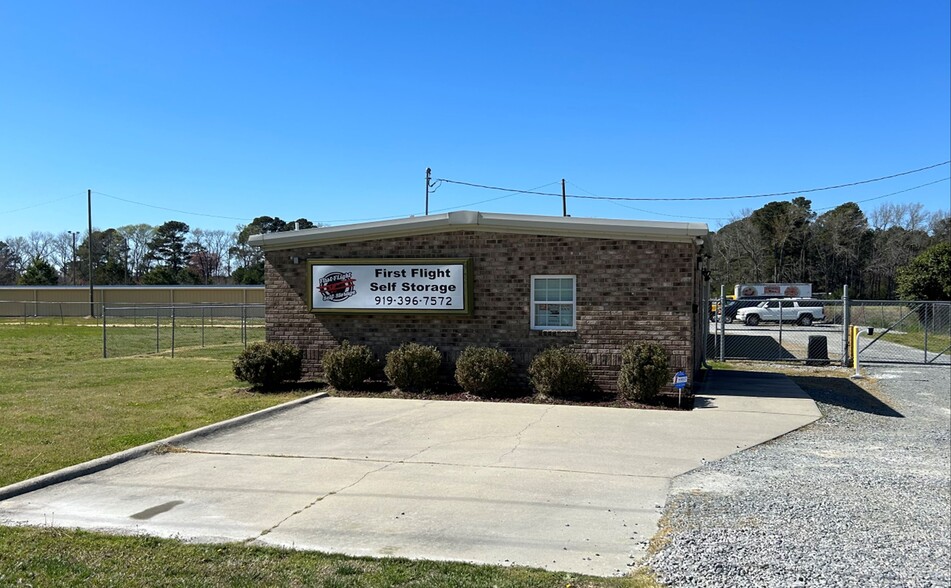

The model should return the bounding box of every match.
[0,372,821,576]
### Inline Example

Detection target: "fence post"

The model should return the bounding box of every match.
[840,285,850,366]
[102,306,108,358]
[201,306,205,348]
[923,303,929,363]
[242,305,247,347]
[156,308,160,354]
[778,301,784,349]
[171,306,176,358]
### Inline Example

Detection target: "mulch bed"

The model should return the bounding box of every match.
[326,381,695,410]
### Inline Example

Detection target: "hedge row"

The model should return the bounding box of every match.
[234,341,676,403]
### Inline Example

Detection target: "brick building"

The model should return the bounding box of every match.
[251,211,709,392]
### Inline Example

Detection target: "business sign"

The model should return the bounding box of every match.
[735,283,812,299]
[309,258,472,314]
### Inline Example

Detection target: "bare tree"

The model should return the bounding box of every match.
[188,228,234,284]
[904,202,928,232]
[24,231,55,263]
[198,229,233,280]
[871,202,930,232]
[118,224,155,281]
[2,236,29,277]
[0,240,20,284]
[929,209,950,242]
[50,232,75,282]
[710,212,770,286]
[870,203,900,231]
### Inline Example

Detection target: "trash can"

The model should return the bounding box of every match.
[806,335,829,366]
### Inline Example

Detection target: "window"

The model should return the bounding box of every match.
[781,300,794,308]
[531,275,576,330]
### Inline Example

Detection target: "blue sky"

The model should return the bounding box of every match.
[1,1,949,238]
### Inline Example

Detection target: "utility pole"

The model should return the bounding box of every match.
[561,179,567,217]
[68,231,78,285]
[425,167,431,216]
[88,189,94,317]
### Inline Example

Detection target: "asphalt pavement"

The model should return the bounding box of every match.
[711,321,949,365]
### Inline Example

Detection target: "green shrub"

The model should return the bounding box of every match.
[454,346,514,396]
[233,341,303,390]
[384,342,442,392]
[528,347,593,399]
[617,342,670,402]
[322,341,376,390]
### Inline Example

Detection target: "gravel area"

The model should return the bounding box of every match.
[648,364,951,588]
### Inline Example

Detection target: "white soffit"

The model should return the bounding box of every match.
[248,210,708,250]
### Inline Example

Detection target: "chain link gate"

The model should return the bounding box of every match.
[705,286,950,366]
[850,300,951,365]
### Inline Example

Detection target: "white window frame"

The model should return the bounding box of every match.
[530,275,576,331]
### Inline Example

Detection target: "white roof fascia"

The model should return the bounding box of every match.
[248,210,708,251]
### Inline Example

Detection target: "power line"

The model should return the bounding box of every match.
[94,191,253,222]
[292,175,951,227]
[813,177,950,212]
[318,180,563,224]
[430,180,562,214]
[0,192,86,215]
[436,160,951,202]
[566,180,732,222]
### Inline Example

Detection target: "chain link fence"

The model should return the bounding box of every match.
[0,300,103,324]
[707,297,847,364]
[850,300,950,365]
[704,288,950,366]
[102,304,265,358]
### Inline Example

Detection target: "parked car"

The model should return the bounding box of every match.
[735,298,826,326]
[712,297,773,323]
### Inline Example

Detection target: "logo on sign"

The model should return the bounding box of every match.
[318,272,356,302]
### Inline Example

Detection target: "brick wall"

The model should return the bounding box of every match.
[264,230,700,393]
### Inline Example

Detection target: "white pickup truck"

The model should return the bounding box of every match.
[735,298,826,326]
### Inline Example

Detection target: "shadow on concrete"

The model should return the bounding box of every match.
[789,375,904,418]
[707,334,797,360]
[700,369,808,399]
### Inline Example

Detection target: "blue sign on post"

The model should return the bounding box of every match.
[672,370,689,407]
[672,371,688,389]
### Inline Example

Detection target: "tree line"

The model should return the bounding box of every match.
[710,200,950,300]
[3,201,949,301]
[0,216,316,287]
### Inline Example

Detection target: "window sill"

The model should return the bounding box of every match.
[532,328,578,335]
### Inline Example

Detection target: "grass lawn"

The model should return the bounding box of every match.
[0,322,661,587]
[0,527,654,588]
[880,331,951,354]
[0,321,308,488]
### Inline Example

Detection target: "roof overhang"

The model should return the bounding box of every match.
[248,210,709,251]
